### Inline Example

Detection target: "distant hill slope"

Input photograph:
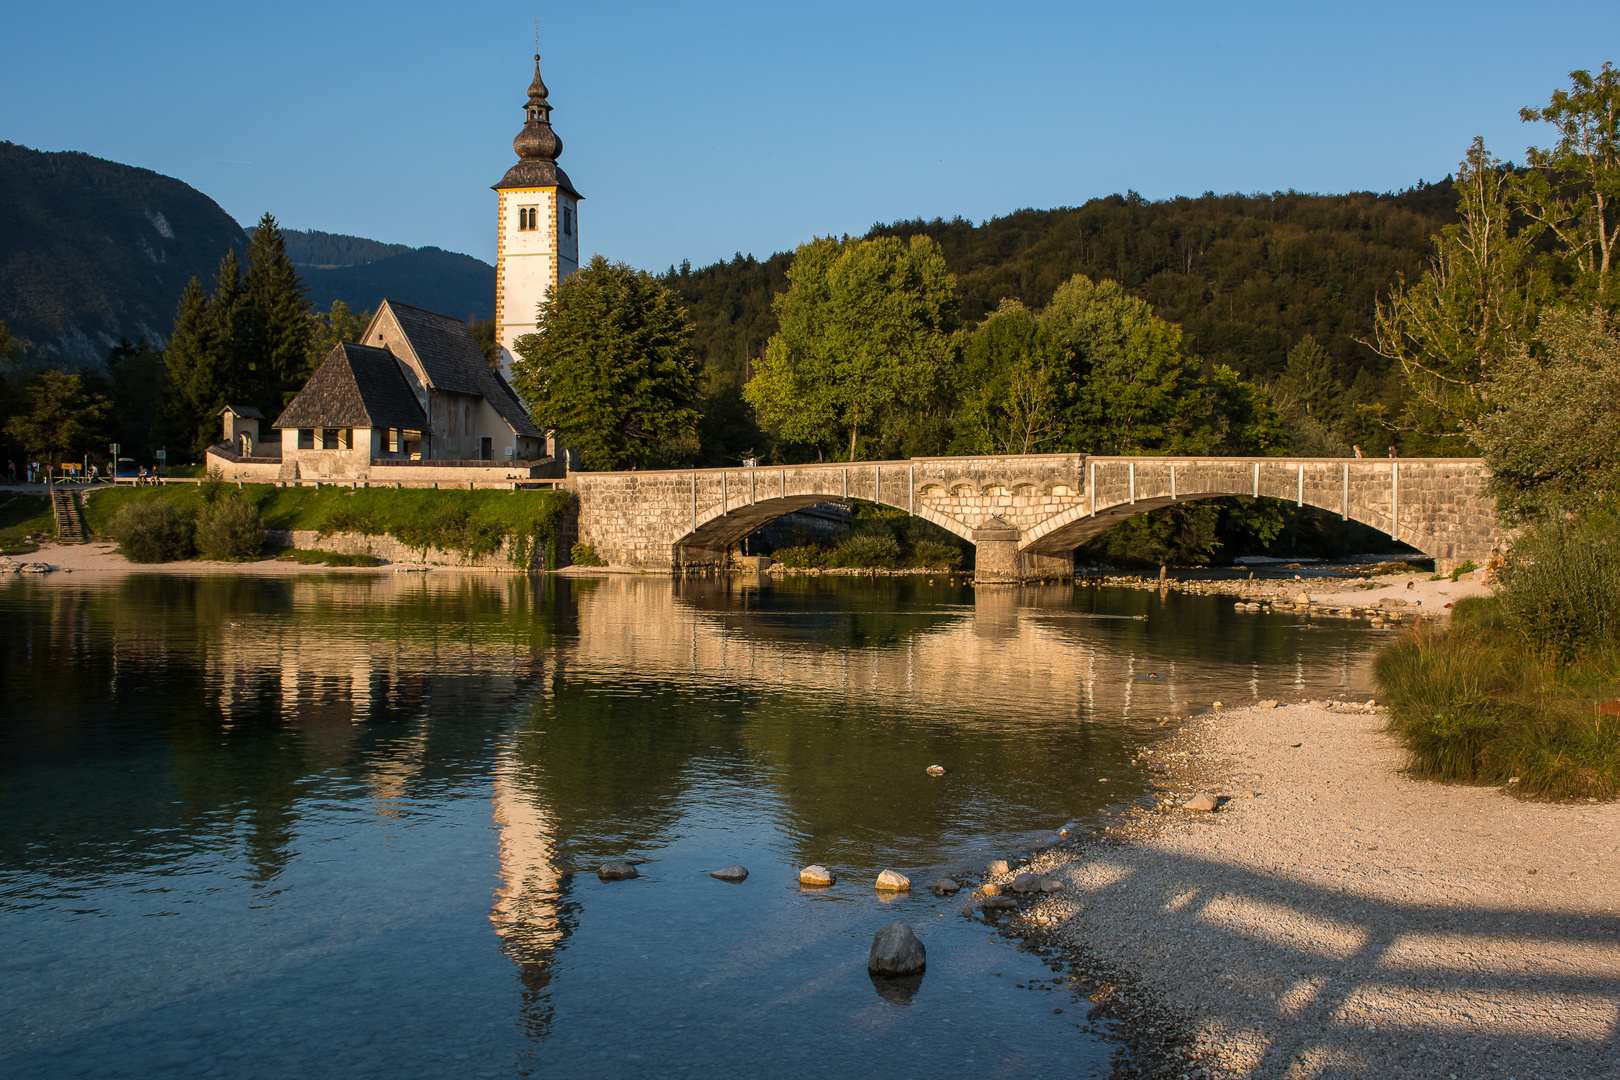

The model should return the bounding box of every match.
[291,234,495,323]
[282,229,412,269]
[0,141,248,365]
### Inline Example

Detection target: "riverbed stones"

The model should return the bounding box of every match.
[980,882,1002,896]
[925,764,946,776]
[981,895,1019,911]
[875,869,911,891]
[597,861,638,880]
[798,865,835,886]
[1010,872,1042,893]
[867,922,926,975]
[1183,792,1219,812]
[710,865,748,882]
[1039,877,1064,893]
[929,879,960,896]
[987,859,1011,876]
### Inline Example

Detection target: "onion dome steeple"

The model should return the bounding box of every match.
[513,55,561,162]
[494,55,581,197]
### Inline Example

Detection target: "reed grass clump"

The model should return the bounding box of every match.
[1377,509,1620,800]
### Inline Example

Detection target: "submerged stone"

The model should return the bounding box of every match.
[711,865,748,882]
[597,861,638,880]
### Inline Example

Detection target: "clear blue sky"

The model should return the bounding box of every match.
[4,2,1617,272]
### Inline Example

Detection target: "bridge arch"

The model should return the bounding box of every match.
[567,455,1505,578]
[1022,457,1501,572]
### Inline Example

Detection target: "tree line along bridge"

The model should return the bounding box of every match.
[567,453,1507,582]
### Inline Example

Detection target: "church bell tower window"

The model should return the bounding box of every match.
[563,206,573,237]
[518,206,538,231]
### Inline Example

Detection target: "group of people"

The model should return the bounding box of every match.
[4,459,162,485]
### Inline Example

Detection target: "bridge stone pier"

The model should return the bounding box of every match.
[567,454,1508,582]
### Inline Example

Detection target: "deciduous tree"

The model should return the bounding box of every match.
[4,369,109,468]
[1474,306,1620,519]
[1513,63,1620,299]
[744,235,957,461]
[511,255,700,470]
[1364,138,1538,442]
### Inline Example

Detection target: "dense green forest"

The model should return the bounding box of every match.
[665,183,1461,466]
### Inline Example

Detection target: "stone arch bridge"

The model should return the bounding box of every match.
[568,454,1506,581]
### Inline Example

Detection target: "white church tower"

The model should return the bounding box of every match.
[493,56,582,373]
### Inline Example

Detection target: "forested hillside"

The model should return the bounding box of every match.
[0,142,248,365]
[286,229,496,321]
[664,183,1460,455]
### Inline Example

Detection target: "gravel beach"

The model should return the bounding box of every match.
[1019,702,1620,1078]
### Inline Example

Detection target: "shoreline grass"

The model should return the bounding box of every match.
[1376,509,1620,801]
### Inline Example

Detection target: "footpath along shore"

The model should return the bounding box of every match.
[1005,702,1620,1079]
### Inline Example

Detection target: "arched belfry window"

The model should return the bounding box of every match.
[518,206,538,232]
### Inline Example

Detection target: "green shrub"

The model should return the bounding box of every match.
[833,531,900,569]
[194,493,263,561]
[114,500,194,563]
[774,543,830,569]
[1496,513,1620,658]
[1377,597,1620,800]
[570,542,604,567]
[1449,559,1478,582]
[198,467,231,504]
[910,539,964,570]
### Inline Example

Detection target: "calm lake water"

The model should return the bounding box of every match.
[0,572,1382,1079]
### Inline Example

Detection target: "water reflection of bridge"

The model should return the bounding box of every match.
[567,576,1374,721]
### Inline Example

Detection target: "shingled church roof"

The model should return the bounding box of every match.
[272,343,427,431]
[380,301,544,439]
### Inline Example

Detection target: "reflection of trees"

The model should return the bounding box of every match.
[0,573,576,886]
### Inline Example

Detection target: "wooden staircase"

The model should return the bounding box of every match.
[51,488,86,544]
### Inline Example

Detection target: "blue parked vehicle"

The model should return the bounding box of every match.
[114,458,139,480]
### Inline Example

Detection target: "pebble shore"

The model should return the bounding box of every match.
[968,701,1620,1078]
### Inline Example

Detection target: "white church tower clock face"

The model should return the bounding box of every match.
[493,55,582,374]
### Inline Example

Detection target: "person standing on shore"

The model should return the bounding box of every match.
[6,460,14,484]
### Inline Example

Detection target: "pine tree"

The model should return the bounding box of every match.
[245,213,312,411]
[160,276,219,458]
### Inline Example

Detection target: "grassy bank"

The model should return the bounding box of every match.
[76,484,575,567]
[1376,514,1620,801]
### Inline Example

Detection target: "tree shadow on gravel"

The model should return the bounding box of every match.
[1066,848,1620,1078]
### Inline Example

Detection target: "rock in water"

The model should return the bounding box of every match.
[798,865,835,886]
[597,861,638,880]
[987,859,1011,876]
[875,869,911,892]
[980,883,1002,897]
[1010,873,1042,893]
[711,865,748,882]
[867,922,926,975]
[928,879,960,896]
[1183,793,1219,812]
[925,764,946,776]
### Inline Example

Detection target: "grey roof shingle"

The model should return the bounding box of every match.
[272,343,427,431]
[493,159,581,198]
[384,301,544,439]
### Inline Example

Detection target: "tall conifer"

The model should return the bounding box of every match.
[245,213,312,411]
[160,275,219,457]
